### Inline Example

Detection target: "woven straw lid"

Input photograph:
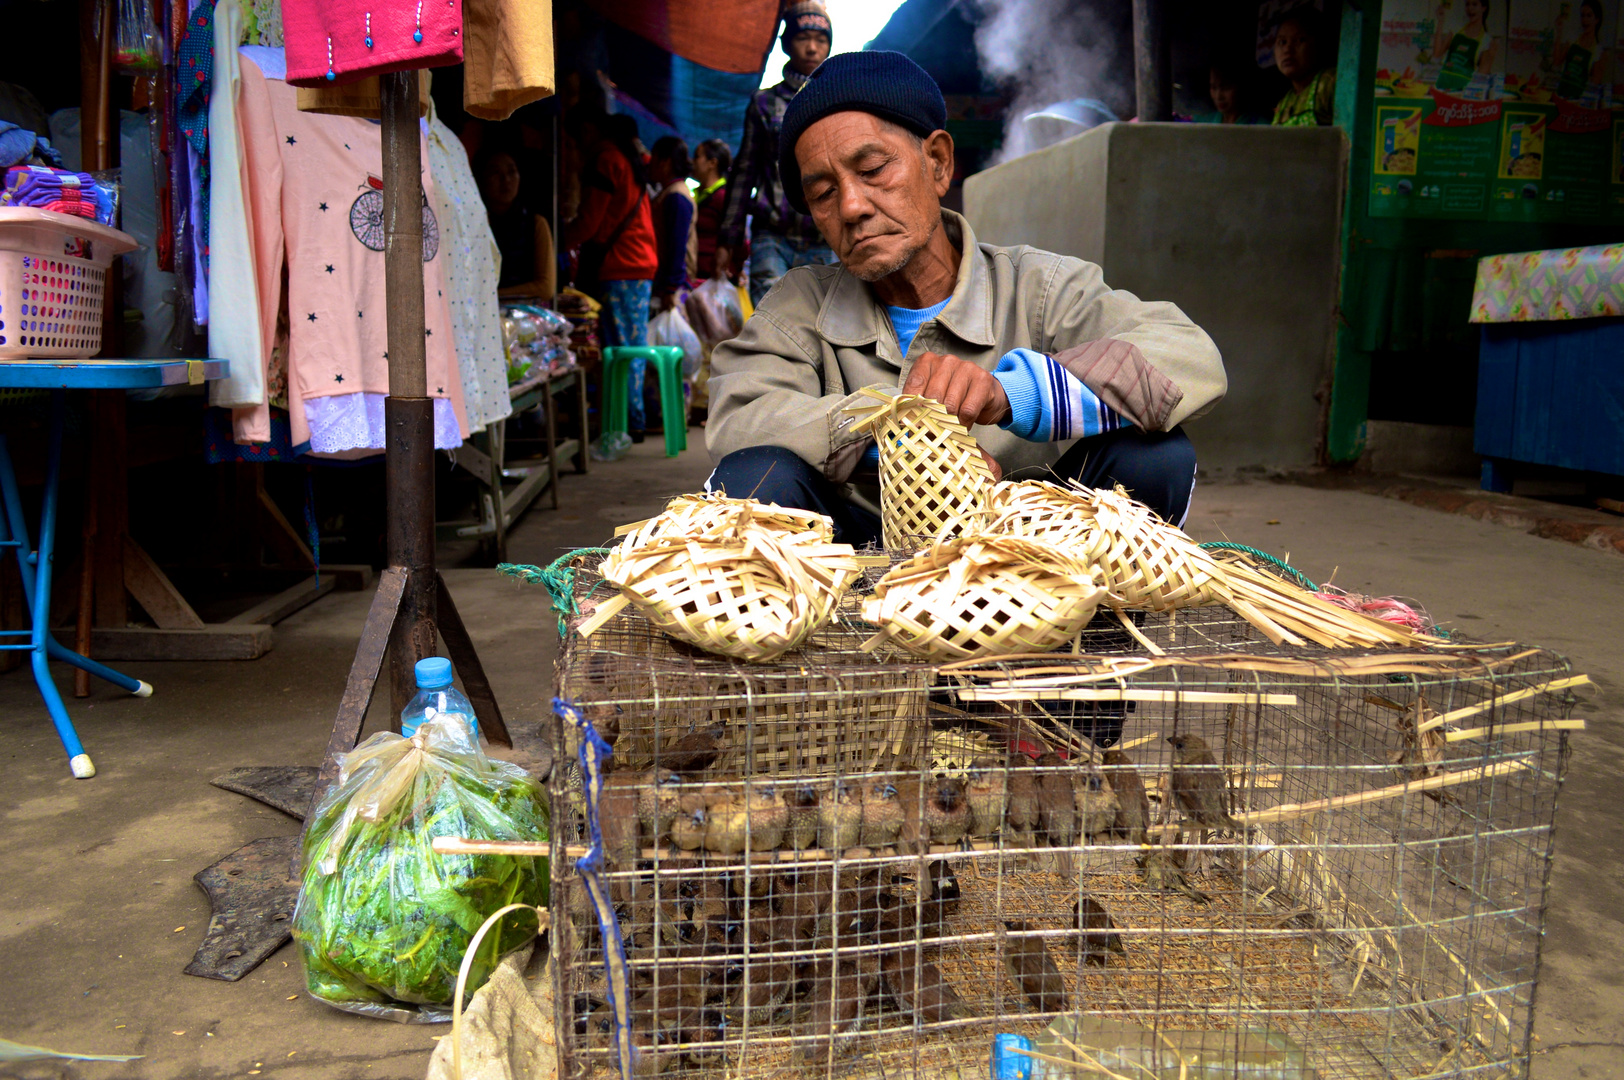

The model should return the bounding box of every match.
[846,387,994,550]
[860,531,1107,660]
[578,493,861,662]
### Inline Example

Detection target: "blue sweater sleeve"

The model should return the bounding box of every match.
[993,348,1126,442]
[654,195,694,293]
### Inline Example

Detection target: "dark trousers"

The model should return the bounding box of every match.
[707,427,1198,547]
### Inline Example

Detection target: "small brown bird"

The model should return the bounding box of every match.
[1005,757,1040,848]
[872,896,949,943]
[599,772,644,871]
[1003,921,1069,1012]
[1101,748,1151,845]
[965,758,1009,839]
[670,801,708,851]
[1073,896,1125,964]
[1075,770,1120,840]
[784,784,821,849]
[880,951,965,1023]
[1168,734,1244,831]
[742,781,787,851]
[704,789,751,855]
[636,769,685,846]
[734,958,795,1024]
[655,725,726,774]
[1035,753,1078,874]
[926,778,972,847]
[818,780,863,851]
[796,960,881,1065]
[858,781,903,848]
[580,701,623,747]
[1142,846,1210,904]
[927,858,961,915]
[677,1007,727,1064]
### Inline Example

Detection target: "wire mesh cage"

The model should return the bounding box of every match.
[547,551,1577,1080]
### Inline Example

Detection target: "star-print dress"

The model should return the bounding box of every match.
[230,52,468,454]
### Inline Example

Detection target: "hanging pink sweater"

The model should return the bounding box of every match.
[232,53,468,451]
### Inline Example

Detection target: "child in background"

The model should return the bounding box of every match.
[1196,61,1265,124]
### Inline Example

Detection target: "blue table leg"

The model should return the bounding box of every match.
[0,390,152,779]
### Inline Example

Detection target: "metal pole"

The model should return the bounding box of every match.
[1133,0,1172,122]
[380,70,437,718]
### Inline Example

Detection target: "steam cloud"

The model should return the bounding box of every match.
[973,0,1129,164]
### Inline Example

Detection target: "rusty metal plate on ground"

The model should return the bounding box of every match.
[210,765,318,820]
[183,835,299,982]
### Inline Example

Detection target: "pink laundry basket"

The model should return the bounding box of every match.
[0,208,137,360]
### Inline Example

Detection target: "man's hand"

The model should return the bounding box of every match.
[902,351,1010,430]
[978,446,1003,482]
[714,245,733,280]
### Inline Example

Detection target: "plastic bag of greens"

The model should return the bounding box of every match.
[293,717,549,1021]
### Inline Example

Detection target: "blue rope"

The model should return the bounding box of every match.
[497,547,614,636]
[1198,541,1318,592]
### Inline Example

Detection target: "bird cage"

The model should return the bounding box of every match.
[545,558,1582,1080]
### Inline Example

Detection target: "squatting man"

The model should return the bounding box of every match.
[705,51,1227,553]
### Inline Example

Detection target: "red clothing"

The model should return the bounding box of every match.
[694,179,727,280]
[567,146,657,282]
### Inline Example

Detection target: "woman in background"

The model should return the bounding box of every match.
[478,149,556,301]
[1197,61,1265,124]
[692,138,733,281]
[564,108,658,441]
[647,135,697,311]
[1271,9,1336,126]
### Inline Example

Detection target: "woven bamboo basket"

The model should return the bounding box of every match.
[984,480,1434,651]
[575,493,861,662]
[846,387,995,549]
[859,531,1108,660]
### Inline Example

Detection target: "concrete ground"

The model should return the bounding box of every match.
[2,440,1620,1080]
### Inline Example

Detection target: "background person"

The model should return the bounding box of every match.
[1271,10,1336,126]
[692,138,733,282]
[477,149,556,301]
[715,0,839,305]
[648,135,698,311]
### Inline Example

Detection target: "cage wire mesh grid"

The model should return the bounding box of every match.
[548,551,1575,1080]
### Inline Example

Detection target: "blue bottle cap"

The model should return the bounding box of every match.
[415,656,454,689]
[413,29,424,42]
[991,1034,1033,1080]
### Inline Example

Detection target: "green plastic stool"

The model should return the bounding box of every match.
[601,345,687,457]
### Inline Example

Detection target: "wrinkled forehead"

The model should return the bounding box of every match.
[796,111,920,175]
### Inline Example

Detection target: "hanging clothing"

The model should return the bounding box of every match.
[427,113,511,432]
[231,52,467,452]
[461,0,554,120]
[296,75,431,118]
[209,2,268,408]
[1272,69,1336,127]
[282,0,463,87]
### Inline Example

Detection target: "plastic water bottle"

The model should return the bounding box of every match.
[399,657,479,741]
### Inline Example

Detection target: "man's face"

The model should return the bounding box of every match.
[1274,20,1314,80]
[796,112,949,283]
[788,31,830,75]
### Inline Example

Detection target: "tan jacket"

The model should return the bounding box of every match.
[706,211,1225,489]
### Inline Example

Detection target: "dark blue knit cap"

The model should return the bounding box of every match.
[778,51,948,215]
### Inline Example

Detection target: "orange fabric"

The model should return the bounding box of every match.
[597,0,780,76]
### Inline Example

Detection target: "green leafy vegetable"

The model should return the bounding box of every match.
[293,720,549,1008]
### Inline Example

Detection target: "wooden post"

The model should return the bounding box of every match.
[1132,0,1171,122]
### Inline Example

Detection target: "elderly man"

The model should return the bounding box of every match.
[705,52,1226,545]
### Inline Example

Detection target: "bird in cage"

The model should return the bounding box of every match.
[1003,921,1069,1012]
[927,859,960,913]
[1035,753,1079,875]
[744,781,788,850]
[726,864,773,901]
[1142,846,1211,904]
[1076,769,1120,841]
[654,724,727,774]
[926,777,972,847]
[881,949,966,1023]
[601,772,645,870]
[705,791,757,855]
[636,769,685,846]
[671,802,708,851]
[858,780,903,847]
[1167,733,1245,831]
[818,780,863,851]
[1101,748,1151,845]
[1073,896,1126,965]
[735,957,796,1025]
[1006,756,1040,849]
[966,757,1009,839]
[796,958,882,1065]
[784,783,821,849]
[678,1007,728,1065]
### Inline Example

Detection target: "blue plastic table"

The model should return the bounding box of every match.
[0,359,227,777]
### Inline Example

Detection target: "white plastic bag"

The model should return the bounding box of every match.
[684,277,744,346]
[649,306,703,378]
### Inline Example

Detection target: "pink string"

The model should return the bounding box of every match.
[1313,585,1430,632]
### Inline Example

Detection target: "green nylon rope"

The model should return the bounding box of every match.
[497,547,614,636]
[1197,541,1318,593]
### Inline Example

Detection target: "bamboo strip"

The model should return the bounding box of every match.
[1416,675,1592,732]
[1444,718,1587,743]
[955,688,1300,706]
